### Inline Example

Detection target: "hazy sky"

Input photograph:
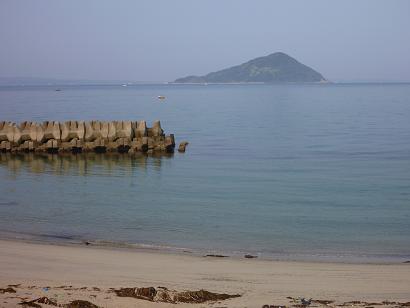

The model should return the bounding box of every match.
[1,0,409,82]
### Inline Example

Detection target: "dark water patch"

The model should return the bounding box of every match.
[37,233,79,240]
[0,228,84,243]
[122,227,144,231]
[0,201,18,206]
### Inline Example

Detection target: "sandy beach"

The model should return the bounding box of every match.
[0,239,409,308]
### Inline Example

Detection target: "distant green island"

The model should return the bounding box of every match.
[174,52,326,83]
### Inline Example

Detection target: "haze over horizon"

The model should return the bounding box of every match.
[1,0,409,83]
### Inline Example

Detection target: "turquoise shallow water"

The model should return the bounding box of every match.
[0,83,409,262]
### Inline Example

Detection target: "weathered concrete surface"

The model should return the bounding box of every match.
[84,121,110,141]
[150,120,164,137]
[19,121,40,142]
[42,121,61,142]
[0,121,10,142]
[0,122,21,143]
[0,120,179,154]
[61,121,85,142]
[135,121,147,138]
[113,121,134,140]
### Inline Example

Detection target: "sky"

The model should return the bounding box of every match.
[0,0,409,82]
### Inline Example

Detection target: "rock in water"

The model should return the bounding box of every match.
[178,141,189,152]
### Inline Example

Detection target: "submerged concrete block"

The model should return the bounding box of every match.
[178,141,189,153]
[165,134,175,153]
[116,137,130,146]
[20,140,37,151]
[141,137,149,152]
[84,138,106,151]
[61,121,85,142]
[93,138,106,147]
[0,141,11,151]
[61,138,83,151]
[45,139,59,150]
[130,138,141,151]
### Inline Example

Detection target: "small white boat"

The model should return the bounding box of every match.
[157,95,166,100]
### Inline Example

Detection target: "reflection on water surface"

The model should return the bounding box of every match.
[0,152,174,175]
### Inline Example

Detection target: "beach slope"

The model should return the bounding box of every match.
[0,240,409,307]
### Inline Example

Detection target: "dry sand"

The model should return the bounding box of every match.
[0,239,409,308]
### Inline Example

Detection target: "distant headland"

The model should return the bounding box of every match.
[174,52,326,84]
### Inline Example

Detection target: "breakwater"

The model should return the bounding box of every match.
[0,120,175,153]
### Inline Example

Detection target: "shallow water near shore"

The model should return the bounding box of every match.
[0,83,410,263]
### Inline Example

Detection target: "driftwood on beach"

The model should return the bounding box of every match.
[0,120,175,154]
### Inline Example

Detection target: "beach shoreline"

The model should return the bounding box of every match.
[1,239,409,308]
[1,232,408,265]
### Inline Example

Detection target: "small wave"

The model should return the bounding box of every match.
[89,239,193,253]
[0,229,82,242]
[38,233,78,240]
[0,201,18,206]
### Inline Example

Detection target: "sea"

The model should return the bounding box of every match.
[0,83,409,263]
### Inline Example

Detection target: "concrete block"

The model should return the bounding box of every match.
[135,121,147,138]
[85,121,110,141]
[61,121,85,142]
[113,121,134,140]
[151,120,164,137]
[41,121,61,141]
[20,121,41,142]
[0,122,21,143]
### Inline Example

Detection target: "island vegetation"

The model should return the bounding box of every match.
[174,52,326,83]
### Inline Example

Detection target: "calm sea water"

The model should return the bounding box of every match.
[0,83,409,262]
